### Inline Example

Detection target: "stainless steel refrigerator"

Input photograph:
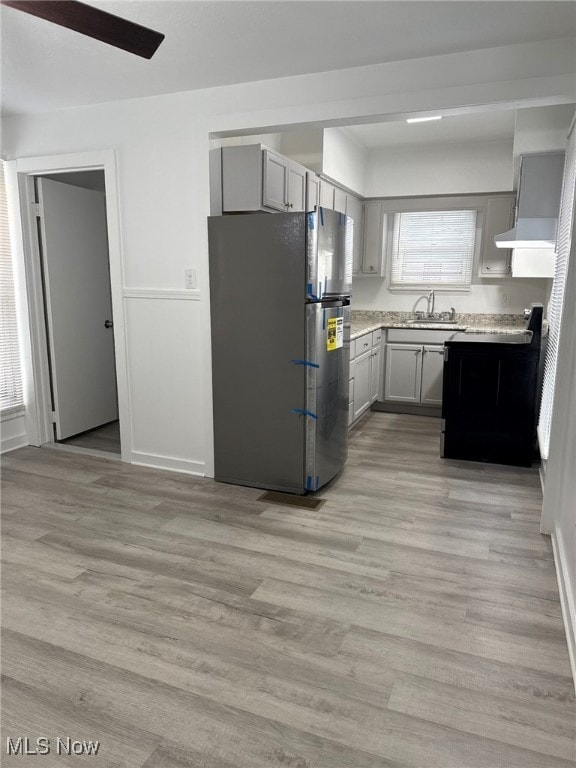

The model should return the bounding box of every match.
[208,208,352,494]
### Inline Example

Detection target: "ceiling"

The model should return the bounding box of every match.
[343,111,518,150]
[1,1,575,117]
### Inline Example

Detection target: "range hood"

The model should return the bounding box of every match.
[494,151,565,250]
[494,217,558,249]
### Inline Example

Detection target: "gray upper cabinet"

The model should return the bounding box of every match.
[334,187,347,214]
[479,194,516,277]
[319,179,336,210]
[517,151,565,219]
[345,195,364,275]
[263,150,289,211]
[221,144,307,213]
[362,201,387,275]
[306,172,320,212]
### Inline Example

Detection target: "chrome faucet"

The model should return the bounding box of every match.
[427,290,435,317]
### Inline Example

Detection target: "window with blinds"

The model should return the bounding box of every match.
[538,126,575,460]
[0,160,24,413]
[390,210,477,287]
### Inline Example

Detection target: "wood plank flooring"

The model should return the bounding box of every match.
[1,412,575,767]
[60,420,121,454]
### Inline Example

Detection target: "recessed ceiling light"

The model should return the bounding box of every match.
[406,116,443,124]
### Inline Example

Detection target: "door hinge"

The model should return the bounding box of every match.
[49,410,57,423]
[443,347,449,362]
[31,202,41,218]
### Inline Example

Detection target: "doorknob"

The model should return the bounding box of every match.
[104,320,113,328]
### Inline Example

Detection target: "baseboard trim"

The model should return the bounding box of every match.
[130,451,206,476]
[551,529,576,691]
[0,434,28,454]
[371,402,442,418]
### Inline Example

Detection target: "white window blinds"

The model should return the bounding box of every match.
[539,127,575,460]
[0,160,24,412]
[391,210,476,286]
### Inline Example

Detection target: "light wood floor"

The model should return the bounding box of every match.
[60,420,121,454]
[1,412,575,767]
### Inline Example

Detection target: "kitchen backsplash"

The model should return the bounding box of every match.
[351,309,526,327]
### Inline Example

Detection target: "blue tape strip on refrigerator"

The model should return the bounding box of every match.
[316,475,320,490]
[306,476,313,491]
[319,207,324,226]
[306,282,318,300]
[307,212,314,230]
[290,359,320,368]
[291,408,318,420]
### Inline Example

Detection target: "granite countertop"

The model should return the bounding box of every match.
[350,311,528,340]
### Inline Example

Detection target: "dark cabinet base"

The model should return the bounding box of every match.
[442,341,540,469]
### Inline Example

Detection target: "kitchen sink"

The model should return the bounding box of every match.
[407,318,459,326]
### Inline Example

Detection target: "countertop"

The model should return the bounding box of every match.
[350,311,528,341]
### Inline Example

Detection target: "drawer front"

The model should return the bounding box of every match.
[356,334,372,355]
[371,329,384,347]
[387,329,457,344]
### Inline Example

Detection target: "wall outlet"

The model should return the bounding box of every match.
[185,269,197,290]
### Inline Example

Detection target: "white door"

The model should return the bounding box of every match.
[421,345,445,406]
[263,150,288,211]
[384,343,422,402]
[38,177,118,440]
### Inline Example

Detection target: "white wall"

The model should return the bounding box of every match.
[322,127,367,195]
[1,411,27,453]
[365,139,514,198]
[2,37,574,477]
[352,275,548,315]
[280,129,323,173]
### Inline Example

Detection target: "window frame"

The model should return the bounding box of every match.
[379,194,487,293]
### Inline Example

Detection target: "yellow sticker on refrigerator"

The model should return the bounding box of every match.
[327,317,343,351]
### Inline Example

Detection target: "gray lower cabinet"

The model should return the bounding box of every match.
[353,349,372,421]
[384,344,423,402]
[384,341,445,406]
[349,330,384,426]
[420,345,445,405]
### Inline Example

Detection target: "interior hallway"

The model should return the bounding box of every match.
[1,412,574,767]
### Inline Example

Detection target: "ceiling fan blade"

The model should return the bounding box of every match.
[1,0,165,59]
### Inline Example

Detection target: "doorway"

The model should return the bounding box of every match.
[12,150,129,462]
[34,170,120,457]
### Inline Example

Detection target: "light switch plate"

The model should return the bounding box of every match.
[185,269,197,289]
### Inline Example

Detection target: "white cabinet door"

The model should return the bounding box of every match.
[306,172,320,212]
[334,187,347,214]
[346,195,364,275]
[369,344,382,404]
[353,349,372,420]
[288,163,307,212]
[362,201,386,275]
[263,150,288,211]
[479,195,515,277]
[319,179,335,210]
[420,345,445,406]
[384,344,422,403]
